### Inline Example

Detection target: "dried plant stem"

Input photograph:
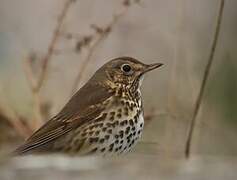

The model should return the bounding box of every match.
[35,0,75,92]
[0,104,32,138]
[23,57,44,129]
[185,0,225,158]
[70,5,132,94]
[22,0,75,130]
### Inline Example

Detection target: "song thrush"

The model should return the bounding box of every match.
[14,57,163,156]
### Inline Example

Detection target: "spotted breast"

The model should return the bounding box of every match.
[54,84,144,156]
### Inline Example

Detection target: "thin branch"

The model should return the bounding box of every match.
[22,0,76,130]
[35,0,76,92]
[23,55,44,130]
[70,2,137,94]
[70,32,108,94]
[0,103,32,138]
[23,53,37,90]
[185,0,225,158]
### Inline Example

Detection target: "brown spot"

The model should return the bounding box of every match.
[105,135,110,140]
[117,113,122,118]
[109,143,114,152]
[127,133,132,139]
[102,127,107,132]
[135,118,138,123]
[89,131,94,136]
[101,148,106,152]
[129,119,134,126]
[89,137,99,143]
[126,102,129,106]
[125,126,130,134]
[115,139,119,144]
[119,130,124,138]
[115,134,119,139]
[124,112,129,116]
[107,129,112,134]
[112,121,118,128]
[120,120,128,126]
[81,132,87,137]
[100,138,105,143]
[124,120,128,125]
[110,111,115,116]
[120,140,124,144]
[140,123,143,128]
[95,131,100,135]
[110,116,114,121]
[110,143,114,149]
[132,127,136,131]
[120,121,125,126]
[83,127,89,132]
[106,122,112,127]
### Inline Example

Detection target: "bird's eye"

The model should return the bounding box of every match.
[121,64,132,74]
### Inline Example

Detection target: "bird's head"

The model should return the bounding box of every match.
[90,57,163,91]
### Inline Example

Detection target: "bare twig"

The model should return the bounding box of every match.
[70,1,138,94]
[185,0,225,158]
[35,0,76,92]
[0,103,32,138]
[23,55,45,130]
[22,0,76,130]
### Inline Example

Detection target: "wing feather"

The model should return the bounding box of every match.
[14,82,113,155]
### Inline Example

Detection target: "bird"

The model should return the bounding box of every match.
[14,57,163,156]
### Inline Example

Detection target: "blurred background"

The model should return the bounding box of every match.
[0,0,236,179]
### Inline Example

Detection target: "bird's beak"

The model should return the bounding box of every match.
[143,63,163,74]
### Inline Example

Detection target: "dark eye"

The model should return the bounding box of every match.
[121,64,132,74]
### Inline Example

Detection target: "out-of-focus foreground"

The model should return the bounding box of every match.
[1,155,237,180]
[0,0,236,179]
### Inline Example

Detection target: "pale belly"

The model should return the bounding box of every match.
[69,110,145,156]
[56,92,144,156]
[59,107,144,155]
[96,111,144,155]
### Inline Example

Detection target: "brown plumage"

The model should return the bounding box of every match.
[14,57,163,156]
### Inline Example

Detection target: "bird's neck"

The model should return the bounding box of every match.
[114,83,142,107]
[101,79,142,107]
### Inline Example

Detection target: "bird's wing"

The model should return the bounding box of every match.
[14,82,114,155]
